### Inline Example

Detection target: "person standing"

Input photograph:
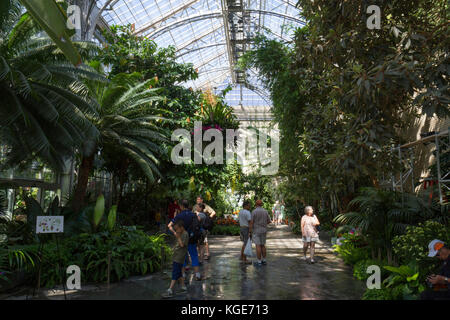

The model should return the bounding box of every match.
[239,200,252,264]
[280,201,286,225]
[249,200,271,266]
[168,200,202,281]
[161,219,188,298]
[272,200,282,226]
[301,206,320,263]
[193,196,216,260]
[168,199,181,220]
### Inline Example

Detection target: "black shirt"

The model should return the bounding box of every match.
[440,257,450,289]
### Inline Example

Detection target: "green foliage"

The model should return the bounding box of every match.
[36,228,171,287]
[383,263,425,300]
[392,220,450,275]
[0,244,38,284]
[242,0,449,222]
[333,236,370,265]
[362,287,393,300]
[353,259,388,281]
[0,1,103,171]
[210,225,240,236]
[334,187,434,263]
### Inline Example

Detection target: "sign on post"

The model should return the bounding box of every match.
[36,216,64,234]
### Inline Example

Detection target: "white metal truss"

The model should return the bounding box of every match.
[84,0,304,109]
[388,129,450,205]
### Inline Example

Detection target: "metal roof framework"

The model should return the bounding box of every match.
[91,0,305,109]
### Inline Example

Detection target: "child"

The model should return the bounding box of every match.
[162,219,189,298]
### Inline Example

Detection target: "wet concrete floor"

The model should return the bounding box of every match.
[6,225,365,300]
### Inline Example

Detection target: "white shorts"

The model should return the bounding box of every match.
[302,236,319,243]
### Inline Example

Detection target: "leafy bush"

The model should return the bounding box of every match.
[26,227,171,288]
[353,259,388,281]
[210,225,240,236]
[333,236,370,265]
[383,263,425,300]
[362,287,393,300]
[392,220,450,276]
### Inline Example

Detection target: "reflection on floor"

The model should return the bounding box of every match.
[6,225,365,300]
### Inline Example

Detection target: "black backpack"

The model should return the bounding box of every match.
[203,214,214,231]
[189,214,202,244]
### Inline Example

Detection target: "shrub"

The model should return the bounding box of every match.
[392,220,450,276]
[333,234,370,265]
[353,259,388,281]
[383,263,426,300]
[33,227,172,287]
[362,287,393,300]
[210,225,240,236]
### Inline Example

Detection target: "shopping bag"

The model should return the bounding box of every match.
[244,238,254,257]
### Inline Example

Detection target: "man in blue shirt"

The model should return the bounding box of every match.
[168,199,202,281]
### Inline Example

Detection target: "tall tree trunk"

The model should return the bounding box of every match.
[72,154,95,212]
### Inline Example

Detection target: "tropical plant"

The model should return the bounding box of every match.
[0,244,38,286]
[72,72,170,210]
[18,0,81,65]
[333,236,370,266]
[334,188,432,264]
[0,1,102,171]
[210,225,240,236]
[353,259,388,281]
[39,228,171,287]
[383,263,426,300]
[242,0,449,220]
[392,220,450,275]
[362,287,393,300]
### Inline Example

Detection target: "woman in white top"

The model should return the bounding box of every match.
[301,206,320,263]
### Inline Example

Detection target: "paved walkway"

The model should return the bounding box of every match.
[6,225,365,300]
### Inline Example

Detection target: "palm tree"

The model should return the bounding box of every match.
[333,187,433,264]
[72,72,171,211]
[0,1,103,171]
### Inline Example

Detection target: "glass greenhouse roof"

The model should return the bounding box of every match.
[95,0,305,107]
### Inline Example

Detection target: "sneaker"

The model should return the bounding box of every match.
[255,261,262,266]
[180,286,187,293]
[261,260,267,265]
[301,256,307,261]
[310,258,316,264]
[161,289,174,298]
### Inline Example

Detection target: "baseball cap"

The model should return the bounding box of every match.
[428,239,445,257]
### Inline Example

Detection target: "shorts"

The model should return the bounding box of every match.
[172,261,183,280]
[183,243,199,267]
[240,227,249,244]
[302,236,319,243]
[253,233,267,246]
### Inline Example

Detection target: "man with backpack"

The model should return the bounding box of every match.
[193,196,215,260]
[168,199,202,281]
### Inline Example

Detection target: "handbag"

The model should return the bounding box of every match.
[244,238,254,257]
